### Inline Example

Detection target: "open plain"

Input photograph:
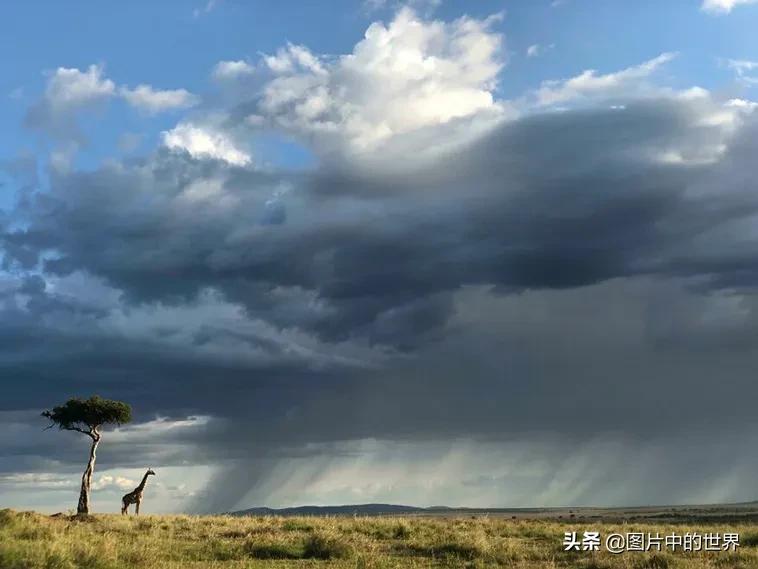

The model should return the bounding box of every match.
[3,503,758,568]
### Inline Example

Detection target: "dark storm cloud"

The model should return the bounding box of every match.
[4,98,757,345]
[4,94,758,511]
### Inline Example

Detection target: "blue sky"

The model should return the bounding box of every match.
[3,0,758,183]
[4,0,758,514]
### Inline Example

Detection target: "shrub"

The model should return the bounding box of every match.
[245,541,303,559]
[407,539,485,560]
[0,509,17,528]
[581,561,612,569]
[220,529,249,539]
[44,552,75,569]
[303,531,353,559]
[282,518,314,532]
[0,548,36,569]
[433,541,484,560]
[393,522,412,539]
[634,554,670,569]
[72,549,117,569]
[16,526,53,540]
[201,539,242,561]
[135,520,154,531]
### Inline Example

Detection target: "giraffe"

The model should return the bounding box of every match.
[121,469,156,515]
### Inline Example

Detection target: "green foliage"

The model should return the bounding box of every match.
[41,396,132,433]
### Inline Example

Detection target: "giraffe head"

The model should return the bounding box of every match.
[146,468,156,476]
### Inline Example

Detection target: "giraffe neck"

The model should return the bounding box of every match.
[136,472,150,492]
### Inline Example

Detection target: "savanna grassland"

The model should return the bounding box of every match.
[2,508,758,569]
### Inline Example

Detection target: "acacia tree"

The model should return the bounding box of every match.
[42,396,132,515]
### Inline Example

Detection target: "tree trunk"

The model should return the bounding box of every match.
[77,432,100,515]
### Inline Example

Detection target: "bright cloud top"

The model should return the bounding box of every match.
[258,8,505,152]
[162,122,251,165]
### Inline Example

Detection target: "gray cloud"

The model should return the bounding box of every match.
[4,47,758,512]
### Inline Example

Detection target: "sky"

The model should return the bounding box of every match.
[2,0,758,515]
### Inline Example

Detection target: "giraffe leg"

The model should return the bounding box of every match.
[135,500,141,515]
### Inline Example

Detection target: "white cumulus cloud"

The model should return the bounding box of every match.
[25,64,199,140]
[92,475,136,492]
[162,122,251,166]
[121,84,198,114]
[258,8,506,153]
[212,60,255,80]
[43,64,116,112]
[535,52,677,106]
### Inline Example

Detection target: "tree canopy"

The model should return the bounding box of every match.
[42,395,132,437]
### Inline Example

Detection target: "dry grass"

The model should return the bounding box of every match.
[1,508,758,568]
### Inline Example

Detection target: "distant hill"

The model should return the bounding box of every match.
[228,500,758,518]
[228,503,541,517]
[230,504,429,516]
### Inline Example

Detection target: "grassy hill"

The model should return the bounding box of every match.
[2,508,758,568]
